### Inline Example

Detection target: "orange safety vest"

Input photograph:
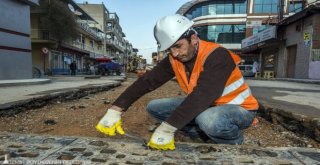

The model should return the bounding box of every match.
[169,40,259,111]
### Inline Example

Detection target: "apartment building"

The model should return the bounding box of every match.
[78,2,134,66]
[30,0,105,75]
[0,0,39,80]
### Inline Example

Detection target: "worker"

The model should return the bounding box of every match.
[96,14,259,150]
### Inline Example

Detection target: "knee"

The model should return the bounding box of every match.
[146,100,158,115]
[195,112,220,135]
[196,112,236,137]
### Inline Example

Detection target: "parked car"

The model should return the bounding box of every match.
[96,61,122,76]
[239,64,255,77]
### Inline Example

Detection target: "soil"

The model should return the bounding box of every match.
[0,73,319,148]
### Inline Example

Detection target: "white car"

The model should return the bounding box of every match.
[238,65,255,77]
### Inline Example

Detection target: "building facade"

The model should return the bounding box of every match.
[276,4,320,79]
[78,2,134,66]
[0,0,39,80]
[176,0,306,65]
[241,1,320,79]
[30,0,105,75]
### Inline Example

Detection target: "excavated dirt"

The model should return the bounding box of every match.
[0,74,319,149]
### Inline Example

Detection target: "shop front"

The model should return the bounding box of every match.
[241,26,279,78]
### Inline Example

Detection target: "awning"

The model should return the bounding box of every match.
[96,58,111,63]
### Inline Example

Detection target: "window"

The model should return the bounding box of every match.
[90,40,94,49]
[254,0,278,13]
[289,1,303,13]
[185,0,247,19]
[194,24,246,44]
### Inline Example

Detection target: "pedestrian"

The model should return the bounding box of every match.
[96,14,259,150]
[70,61,77,76]
[89,64,95,75]
[252,60,260,74]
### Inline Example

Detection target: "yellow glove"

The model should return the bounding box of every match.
[96,109,125,136]
[148,122,177,150]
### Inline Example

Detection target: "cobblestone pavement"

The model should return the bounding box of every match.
[0,133,319,165]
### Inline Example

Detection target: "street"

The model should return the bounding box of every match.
[0,75,319,149]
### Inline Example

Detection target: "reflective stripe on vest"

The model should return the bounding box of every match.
[227,88,251,105]
[222,77,244,96]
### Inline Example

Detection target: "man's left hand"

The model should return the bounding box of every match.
[147,122,177,150]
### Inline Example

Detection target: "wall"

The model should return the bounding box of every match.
[0,0,32,80]
[281,16,313,79]
[32,44,47,72]
[309,14,320,79]
[276,40,287,78]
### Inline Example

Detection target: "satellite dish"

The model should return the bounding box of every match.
[68,4,75,12]
[74,10,83,16]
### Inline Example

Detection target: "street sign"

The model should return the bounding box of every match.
[41,47,49,54]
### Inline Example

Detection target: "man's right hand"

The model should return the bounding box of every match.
[96,108,125,136]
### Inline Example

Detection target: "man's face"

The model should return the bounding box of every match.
[168,35,197,63]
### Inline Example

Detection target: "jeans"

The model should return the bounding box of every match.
[146,97,256,145]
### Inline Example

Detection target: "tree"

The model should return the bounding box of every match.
[40,0,78,43]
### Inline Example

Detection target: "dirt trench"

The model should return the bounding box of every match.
[0,74,319,148]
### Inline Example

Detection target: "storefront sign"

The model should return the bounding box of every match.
[241,26,277,49]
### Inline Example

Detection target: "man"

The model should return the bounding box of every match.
[252,60,260,74]
[96,14,258,150]
[70,61,77,76]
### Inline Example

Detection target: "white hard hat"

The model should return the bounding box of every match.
[154,14,194,51]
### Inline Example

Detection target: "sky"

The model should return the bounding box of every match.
[75,0,191,63]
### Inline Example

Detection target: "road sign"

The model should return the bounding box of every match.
[41,47,49,54]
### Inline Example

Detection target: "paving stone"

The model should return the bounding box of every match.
[69,147,86,152]
[91,157,107,162]
[100,148,117,154]
[0,133,319,165]
[82,152,93,157]
[237,157,255,163]
[88,140,108,146]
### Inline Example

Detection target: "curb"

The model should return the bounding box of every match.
[258,103,320,143]
[0,79,51,87]
[276,78,320,85]
[0,82,121,116]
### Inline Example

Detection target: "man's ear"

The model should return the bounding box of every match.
[191,34,198,46]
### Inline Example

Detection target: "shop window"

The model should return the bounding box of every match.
[264,54,275,69]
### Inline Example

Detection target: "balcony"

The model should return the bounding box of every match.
[105,39,124,53]
[31,29,56,42]
[72,41,103,54]
[108,13,119,23]
[77,21,104,41]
